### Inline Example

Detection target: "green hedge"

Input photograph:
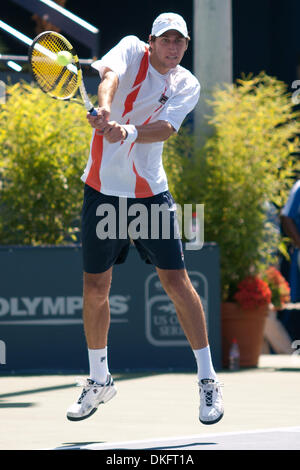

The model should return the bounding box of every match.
[0,82,92,244]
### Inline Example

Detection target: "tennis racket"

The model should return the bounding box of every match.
[28,31,97,115]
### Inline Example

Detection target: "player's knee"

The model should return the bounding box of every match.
[159,269,190,300]
[83,271,112,301]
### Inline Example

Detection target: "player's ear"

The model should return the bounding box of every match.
[148,34,154,52]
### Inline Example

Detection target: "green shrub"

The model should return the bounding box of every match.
[163,125,195,205]
[164,73,300,300]
[0,81,93,244]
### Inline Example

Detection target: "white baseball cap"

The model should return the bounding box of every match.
[151,13,189,38]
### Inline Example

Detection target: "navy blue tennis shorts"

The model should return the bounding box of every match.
[81,184,185,273]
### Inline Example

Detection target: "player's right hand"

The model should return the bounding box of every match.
[87,106,110,130]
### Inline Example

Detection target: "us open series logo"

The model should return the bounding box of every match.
[145,271,208,347]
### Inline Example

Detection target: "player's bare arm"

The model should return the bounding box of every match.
[135,120,175,143]
[103,120,175,144]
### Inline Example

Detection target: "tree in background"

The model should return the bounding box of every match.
[164,72,300,301]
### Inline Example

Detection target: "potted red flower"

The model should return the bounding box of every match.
[221,275,272,368]
[234,276,272,310]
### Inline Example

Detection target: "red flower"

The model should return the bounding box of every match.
[234,276,272,310]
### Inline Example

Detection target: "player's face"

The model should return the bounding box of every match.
[149,30,188,74]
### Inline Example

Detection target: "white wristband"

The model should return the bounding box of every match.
[123,125,138,143]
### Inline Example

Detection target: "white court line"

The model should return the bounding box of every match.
[55,425,300,450]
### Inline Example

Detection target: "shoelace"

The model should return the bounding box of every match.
[77,387,90,404]
[204,389,213,407]
[75,377,110,404]
[200,381,224,407]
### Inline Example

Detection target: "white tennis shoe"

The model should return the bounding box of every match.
[66,374,117,421]
[199,378,224,425]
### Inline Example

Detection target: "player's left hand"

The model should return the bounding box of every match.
[102,121,127,143]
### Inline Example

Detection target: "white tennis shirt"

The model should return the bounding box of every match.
[81,36,200,198]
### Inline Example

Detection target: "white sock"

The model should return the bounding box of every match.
[88,347,109,384]
[193,345,217,382]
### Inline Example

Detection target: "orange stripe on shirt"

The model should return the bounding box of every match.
[132,47,149,87]
[85,132,103,192]
[122,86,142,118]
[129,116,155,194]
[132,162,154,198]
[122,47,149,118]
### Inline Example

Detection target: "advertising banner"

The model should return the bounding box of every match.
[0,244,221,373]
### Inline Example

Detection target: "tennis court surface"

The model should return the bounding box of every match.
[0,355,299,450]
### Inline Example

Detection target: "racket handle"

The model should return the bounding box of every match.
[89,108,98,116]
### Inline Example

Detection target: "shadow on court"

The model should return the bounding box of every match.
[0,383,75,399]
[54,441,217,450]
[56,442,105,449]
[0,372,166,411]
[0,401,34,408]
[0,372,165,398]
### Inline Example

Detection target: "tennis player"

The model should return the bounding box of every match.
[66,12,224,425]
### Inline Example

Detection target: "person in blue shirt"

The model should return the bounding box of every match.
[281,180,300,302]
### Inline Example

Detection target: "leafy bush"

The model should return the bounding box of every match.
[164,73,300,301]
[163,126,195,205]
[0,81,93,244]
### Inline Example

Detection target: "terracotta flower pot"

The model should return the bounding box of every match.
[221,302,269,368]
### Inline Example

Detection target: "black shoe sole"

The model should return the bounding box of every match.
[67,407,98,422]
[200,411,224,425]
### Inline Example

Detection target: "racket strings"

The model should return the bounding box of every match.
[30,33,79,100]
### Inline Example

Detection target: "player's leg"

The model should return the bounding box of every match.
[83,269,113,383]
[80,185,129,383]
[83,269,112,350]
[155,268,211,364]
[66,268,117,421]
[132,189,223,425]
[156,267,224,424]
[157,268,209,350]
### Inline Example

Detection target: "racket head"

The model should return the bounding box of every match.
[29,31,82,101]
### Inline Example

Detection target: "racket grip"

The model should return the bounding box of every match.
[89,108,98,116]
